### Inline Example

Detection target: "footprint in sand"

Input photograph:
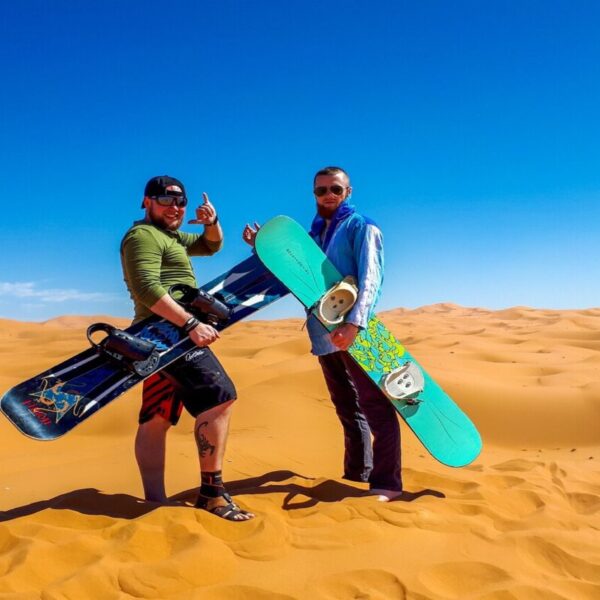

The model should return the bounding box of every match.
[476,583,583,599]
[419,561,510,599]
[566,492,600,515]
[185,585,297,599]
[515,537,600,584]
[480,488,546,521]
[481,474,527,490]
[407,470,480,496]
[114,520,237,596]
[0,518,105,588]
[223,512,291,560]
[0,524,20,552]
[491,459,544,472]
[307,568,408,600]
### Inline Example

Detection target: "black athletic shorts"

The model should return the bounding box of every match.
[140,346,237,425]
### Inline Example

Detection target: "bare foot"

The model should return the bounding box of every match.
[366,488,404,502]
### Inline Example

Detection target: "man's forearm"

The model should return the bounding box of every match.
[203,221,223,243]
[149,292,220,347]
[149,294,196,327]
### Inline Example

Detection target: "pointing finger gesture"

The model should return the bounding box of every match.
[189,192,218,225]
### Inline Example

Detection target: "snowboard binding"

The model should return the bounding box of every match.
[87,323,161,377]
[315,276,358,326]
[169,284,232,326]
[380,361,425,404]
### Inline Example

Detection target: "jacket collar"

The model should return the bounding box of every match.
[309,202,356,249]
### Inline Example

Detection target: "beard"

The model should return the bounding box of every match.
[147,206,184,230]
[316,203,338,219]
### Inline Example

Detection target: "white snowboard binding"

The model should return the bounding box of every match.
[316,276,358,326]
[381,361,425,403]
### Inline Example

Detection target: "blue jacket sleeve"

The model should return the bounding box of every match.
[346,223,384,328]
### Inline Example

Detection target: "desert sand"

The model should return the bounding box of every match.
[0,305,599,599]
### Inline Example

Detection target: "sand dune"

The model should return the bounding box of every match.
[0,305,599,599]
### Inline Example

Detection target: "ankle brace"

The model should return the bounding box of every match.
[200,470,226,498]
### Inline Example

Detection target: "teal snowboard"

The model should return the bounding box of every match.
[255,215,482,467]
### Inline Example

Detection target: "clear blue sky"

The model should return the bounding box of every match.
[1,0,599,322]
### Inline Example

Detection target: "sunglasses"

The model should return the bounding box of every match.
[313,185,347,197]
[150,195,188,207]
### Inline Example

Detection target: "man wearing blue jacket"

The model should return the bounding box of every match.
[244,167,402,501]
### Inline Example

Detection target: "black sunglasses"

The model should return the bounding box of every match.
[150,195,188,207]
[313,185,346,197]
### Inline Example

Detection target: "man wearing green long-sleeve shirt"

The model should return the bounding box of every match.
[120,175,253,521]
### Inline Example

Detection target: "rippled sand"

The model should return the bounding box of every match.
[0,306,599,599]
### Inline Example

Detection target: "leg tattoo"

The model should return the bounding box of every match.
[195,421,216,457]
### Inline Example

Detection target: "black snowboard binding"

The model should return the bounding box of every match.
[87,323,161,377]
[169,284,232,326]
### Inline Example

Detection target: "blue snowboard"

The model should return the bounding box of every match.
[0,255,288,440]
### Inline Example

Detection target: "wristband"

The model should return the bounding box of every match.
[182,316,200,333]
[208,215,219,226]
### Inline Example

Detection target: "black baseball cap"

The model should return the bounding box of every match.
[142,175,186,208]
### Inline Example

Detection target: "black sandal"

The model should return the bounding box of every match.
[195,492,255,521]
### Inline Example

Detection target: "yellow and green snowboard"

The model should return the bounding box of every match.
[255,215,482,467]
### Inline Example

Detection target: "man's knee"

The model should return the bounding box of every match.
[198,398,236,420]
[139,413,172,433]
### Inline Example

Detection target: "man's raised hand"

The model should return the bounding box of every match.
[189,193,218,226]
[242,222,261,247]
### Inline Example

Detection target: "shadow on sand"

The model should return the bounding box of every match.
[0,470,445,521]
